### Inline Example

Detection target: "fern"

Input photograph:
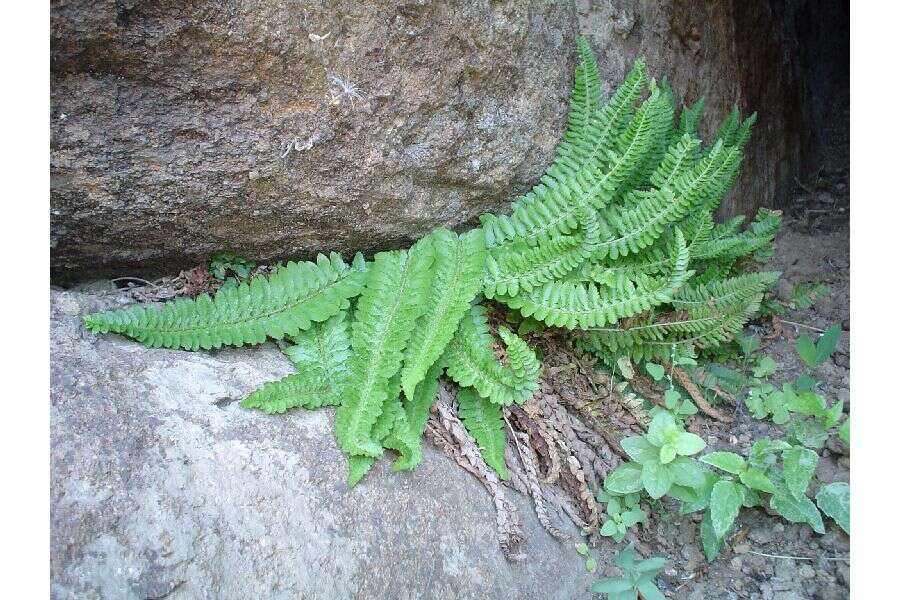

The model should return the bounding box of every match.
[483,208,599,298]
[84,252,367,350]
[400,228,486,400]
[334,242,435,458]
[444,304,541,406]
[458,387,509,480]
[84,37,784,491]
[500,229,691,329]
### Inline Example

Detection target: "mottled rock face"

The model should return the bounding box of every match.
[50,288,596,599]
[51,0,578,280]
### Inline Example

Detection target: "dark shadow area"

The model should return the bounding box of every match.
[734,0,849,229]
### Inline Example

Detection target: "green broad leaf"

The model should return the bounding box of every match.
[679,399,698,416]
[606,463,645,495]
[710,480,744,538]
[789,390,827,416]
[700,511,724,562]
[795,374,816,392]
[782,447,819,499]
[585,557,598,573]
[592,578,633,594]
[816,482,850,534]
[748,439,790,469]
[621,509,647,528]
[606,496,622,516]
[645,362,666,381]
[674,432,706,456]
[839,417,850,444]
[771,492,825,534]
[636,582,666,600]
[741,486,761,508]
[822,400,844,429]
[796,334,817,367]
[667,484,700,504]
[646,411,678,447]
[575,542,589,556]
[614,543,637,570]
[664,388,681,409]
[752,356,777,378]
[738,467,776,494]
[642,460,674,500]
[659,443,677,464]
[738,335,760,356]
[814,324,841,365]
[790,419,828,450]
[636,556,666,574]
[621,436,658,464]
[700,451,747,475]
[668,457,708,489]
[600,520,619,537]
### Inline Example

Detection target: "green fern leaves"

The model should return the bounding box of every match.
[400,228,486,400]
[444,305,541,406]
[83,36,781,491]
[84,252,367,350]
[334,242,435,458]
[458,387,509,480]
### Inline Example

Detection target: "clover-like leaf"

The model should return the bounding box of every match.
[645,362,666,381]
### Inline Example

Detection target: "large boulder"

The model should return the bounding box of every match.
[50,289,596,599]
[50,0,578,280]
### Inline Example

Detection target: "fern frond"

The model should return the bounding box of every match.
[479,59,650,247]
[650,134,701,189]
[83,252,367,350]
[241,311,353,414]
[693,208,782,262]
[677,97,706,137]
[400,228,486,400]
[334,241,435,458]
[483,208,599,298]
[671,271,780,311]
[390,359,445,471]
[584,293,764,362]
[444,305,540,406]
[457,387,509,480]
[347,374,404,487]
[240,371,331,414]
[499,229,691,329]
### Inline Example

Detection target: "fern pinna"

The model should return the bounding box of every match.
[84,37,780,486]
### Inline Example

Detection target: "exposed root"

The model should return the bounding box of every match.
[665,363,735,423]
[427,386,526,560]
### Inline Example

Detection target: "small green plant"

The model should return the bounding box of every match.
[681,439,835,560]
[605,411,707,500]
[597,490,647,542]
[209,250,256,280]
[796,324,842,368]
[575,543,599,573]
[591,543,667,600]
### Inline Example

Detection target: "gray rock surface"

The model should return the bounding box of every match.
[50,289,595,599]
[50,0,578,280]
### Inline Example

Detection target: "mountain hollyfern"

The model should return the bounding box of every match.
[84,38,780,486]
